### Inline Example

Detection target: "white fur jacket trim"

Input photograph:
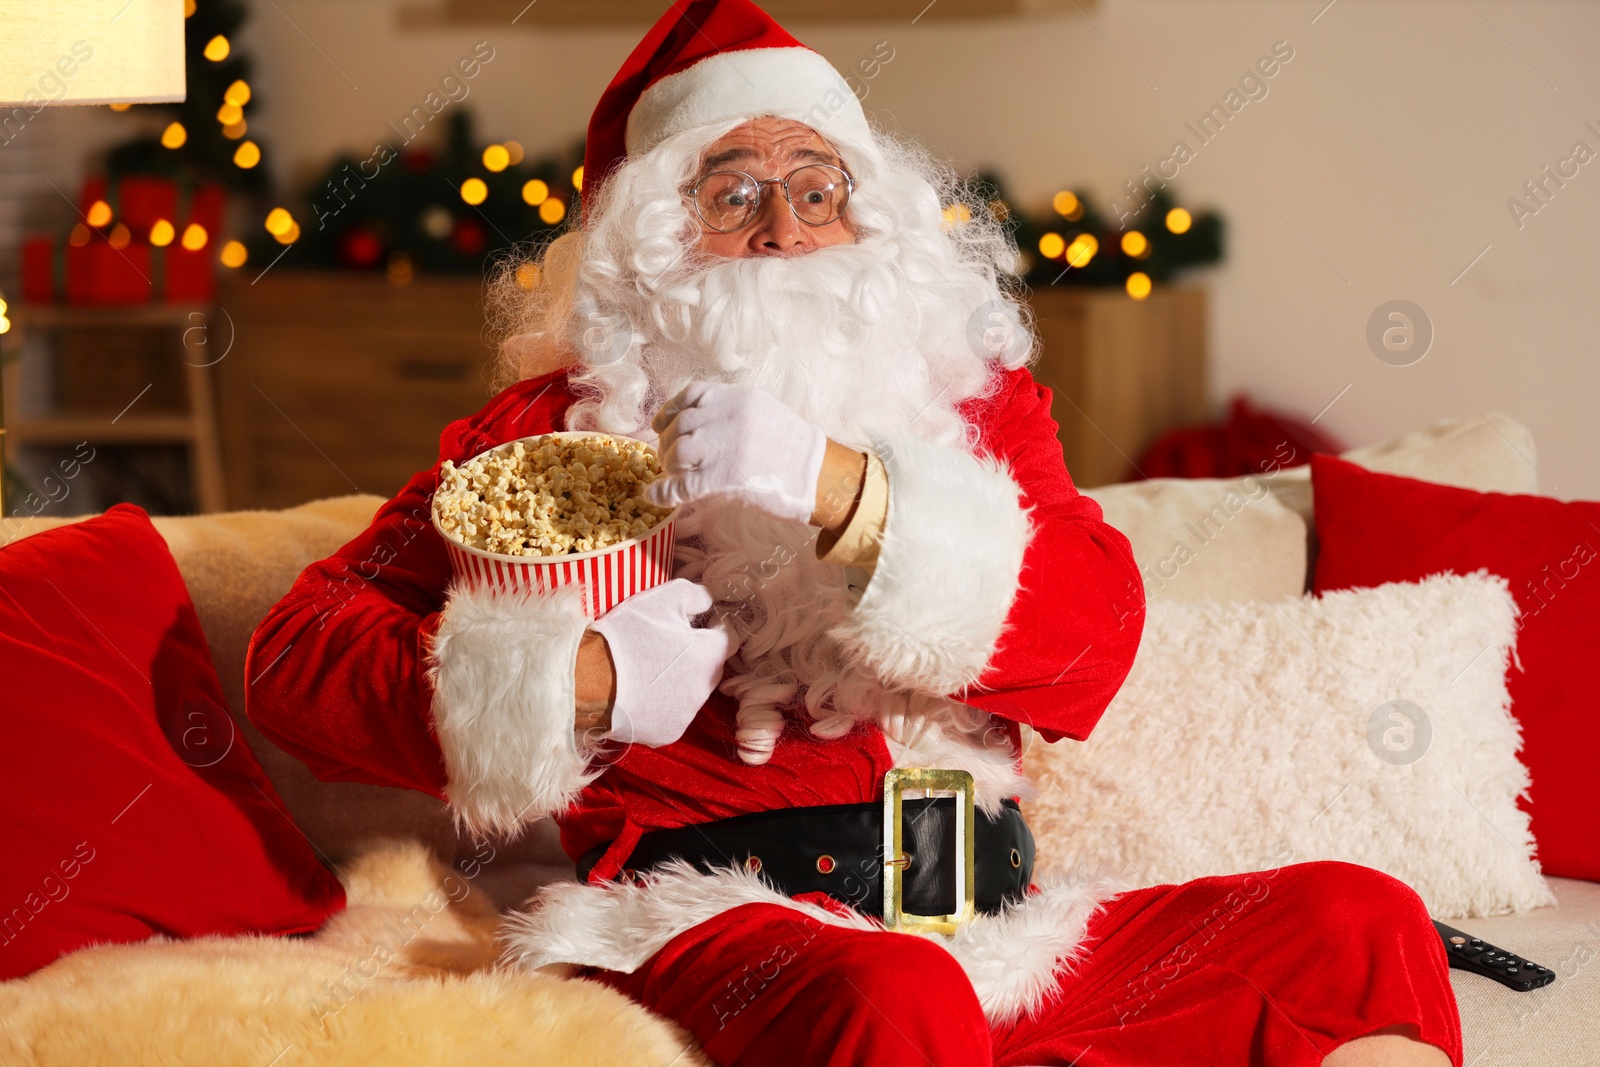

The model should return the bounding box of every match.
[426,581,602,838]
[498,860,1126,1027]
[828,431,1033,696]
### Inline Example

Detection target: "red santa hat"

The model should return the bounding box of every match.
[582,0,871,217]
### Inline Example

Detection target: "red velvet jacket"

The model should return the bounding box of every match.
[245,365,1144,873]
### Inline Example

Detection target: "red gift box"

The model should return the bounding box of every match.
[82,174,171,232]
[164,245,215,302]
[64,240,154,306]
[21,237,215,305]
[189,183,225,236]
[20,236,57,304]
[78,176,225,238]
[20,175,227,305]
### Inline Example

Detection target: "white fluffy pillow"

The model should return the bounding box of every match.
[1023,572,1553,918]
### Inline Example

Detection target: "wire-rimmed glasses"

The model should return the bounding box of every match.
[687,164,855,233]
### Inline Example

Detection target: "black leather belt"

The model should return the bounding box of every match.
[576,796,1035,920]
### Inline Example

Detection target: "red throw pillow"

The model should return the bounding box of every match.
[0,505,345,980]
[1310,454,1600,880]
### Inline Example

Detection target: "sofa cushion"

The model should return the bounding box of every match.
[1311,453,1600,881]
[1023,571,1552,918]
[1264,410,1541,523]
[1450,876,1600,1066]
[0,505,347,980]
[1085,473,1308,603]
[1086,411,1540,603]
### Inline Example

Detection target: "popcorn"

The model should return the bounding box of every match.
[434,434,673,557]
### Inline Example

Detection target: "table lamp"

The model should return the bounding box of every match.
[0,0,185,516]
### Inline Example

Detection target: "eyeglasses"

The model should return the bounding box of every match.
[687,164,855,233]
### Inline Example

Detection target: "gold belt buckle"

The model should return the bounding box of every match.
[882,768,976,935]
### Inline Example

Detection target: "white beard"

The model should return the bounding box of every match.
[595,238,1016,782]
[636,239,980,450]
[676,497,1025,803]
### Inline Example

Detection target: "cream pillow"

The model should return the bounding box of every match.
[1023,572,1552,918]
[1264,411,1540,523]
[1084,476,1308,603]
[1085,412,1539,605]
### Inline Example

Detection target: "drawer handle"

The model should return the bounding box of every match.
[396,359,469,381]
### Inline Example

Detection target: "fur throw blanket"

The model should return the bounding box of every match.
[0,839,705,1066]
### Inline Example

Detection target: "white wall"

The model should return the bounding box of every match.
[21,0,1600,496]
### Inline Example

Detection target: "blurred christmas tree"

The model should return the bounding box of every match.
[103,0,268,192]
[256,110,584,281]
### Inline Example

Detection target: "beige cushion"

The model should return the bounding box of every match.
[1086,412,1540,603]
[1085,474,1308,603]
[1264,411,1540,523]
[1452,877,1600,1066]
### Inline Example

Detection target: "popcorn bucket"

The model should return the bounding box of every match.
[431,432,679,618]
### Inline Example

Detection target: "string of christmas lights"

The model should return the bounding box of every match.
[953,173,1224,300]
[250,110,584,285]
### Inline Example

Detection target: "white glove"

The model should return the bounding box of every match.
[646,382,828,525]
[591,579,735,748]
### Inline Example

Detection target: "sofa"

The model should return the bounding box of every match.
[1078,413,1600,1066]
[1,411,1593,1066]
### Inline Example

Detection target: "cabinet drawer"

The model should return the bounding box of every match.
[216,274,495,509]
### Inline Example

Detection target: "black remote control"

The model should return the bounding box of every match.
[1434,921,1556,992]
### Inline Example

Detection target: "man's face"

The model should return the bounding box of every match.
[691,117,857,259]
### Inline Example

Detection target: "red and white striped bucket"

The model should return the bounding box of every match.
[432,433,678,618]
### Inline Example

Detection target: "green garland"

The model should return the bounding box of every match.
[967,171,1224,292]
[255,110,582,276]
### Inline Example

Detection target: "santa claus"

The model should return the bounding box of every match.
[247,2,1462,1064]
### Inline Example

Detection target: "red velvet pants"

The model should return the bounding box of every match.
[588,861,1463,1066]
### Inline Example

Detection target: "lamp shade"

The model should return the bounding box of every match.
[0,0,185,107]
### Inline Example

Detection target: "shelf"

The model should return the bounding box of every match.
[7,415,200,445]
[12,303,209,329]
[1,307,226,512]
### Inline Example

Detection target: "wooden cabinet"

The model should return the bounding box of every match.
[215,273,496,510]
[1027,285,1208,488]
[212,272,1207,509]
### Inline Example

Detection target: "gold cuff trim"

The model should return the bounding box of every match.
[816,450,888,571]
